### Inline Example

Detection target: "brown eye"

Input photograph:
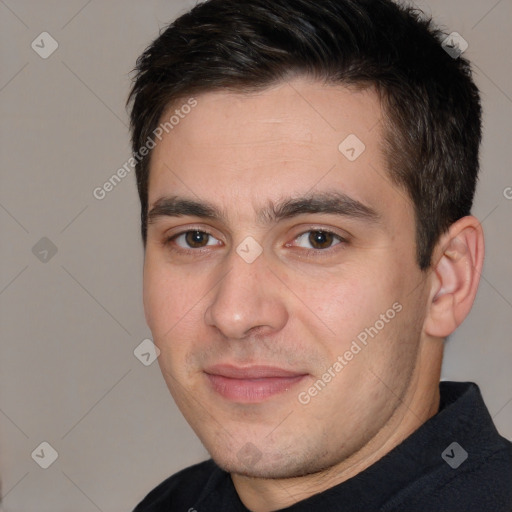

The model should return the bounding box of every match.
[184,231,210,248]
[164,229,222,253]
[293,230,344,251]
[308,231,335,249]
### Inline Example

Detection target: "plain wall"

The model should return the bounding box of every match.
[0,0,510,510]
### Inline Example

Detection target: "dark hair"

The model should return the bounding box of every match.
[127,0,482,270]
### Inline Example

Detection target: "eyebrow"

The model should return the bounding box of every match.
[147,191,380,226]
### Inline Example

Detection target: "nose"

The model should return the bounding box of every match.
[204,250,288,340]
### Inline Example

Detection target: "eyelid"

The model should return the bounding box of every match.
[164,224,220,239]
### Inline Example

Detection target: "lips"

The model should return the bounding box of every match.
[204,364,308,403]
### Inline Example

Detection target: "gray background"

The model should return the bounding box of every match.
[0,0,511,510]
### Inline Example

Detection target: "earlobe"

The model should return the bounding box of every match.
[424,216,485,338]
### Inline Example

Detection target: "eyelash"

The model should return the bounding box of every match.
[163,228,348,256]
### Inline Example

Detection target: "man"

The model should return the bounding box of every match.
[128,0,512,510]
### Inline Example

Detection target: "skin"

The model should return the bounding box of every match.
[142,78,484,511]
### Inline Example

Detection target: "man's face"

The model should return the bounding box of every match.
[143,79,431,478]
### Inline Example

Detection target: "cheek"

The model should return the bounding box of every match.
[143,254,197,338]
[143,259,205,383]
[143,259,168,335]
[303,262,414,367]
[307,267,392,330]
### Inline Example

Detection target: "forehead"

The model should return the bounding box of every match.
[156,80,382,153]
[147,79,410,226]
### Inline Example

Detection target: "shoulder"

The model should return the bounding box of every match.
[411,439,512,512]
[431,438,512,510]
[133,459,220,511]
[386,382,512,511]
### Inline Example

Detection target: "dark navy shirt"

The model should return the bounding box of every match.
[134,382,512,511]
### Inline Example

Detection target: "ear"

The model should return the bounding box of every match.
[424,216,485,338]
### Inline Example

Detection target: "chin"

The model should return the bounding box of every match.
[208,441,328,479]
